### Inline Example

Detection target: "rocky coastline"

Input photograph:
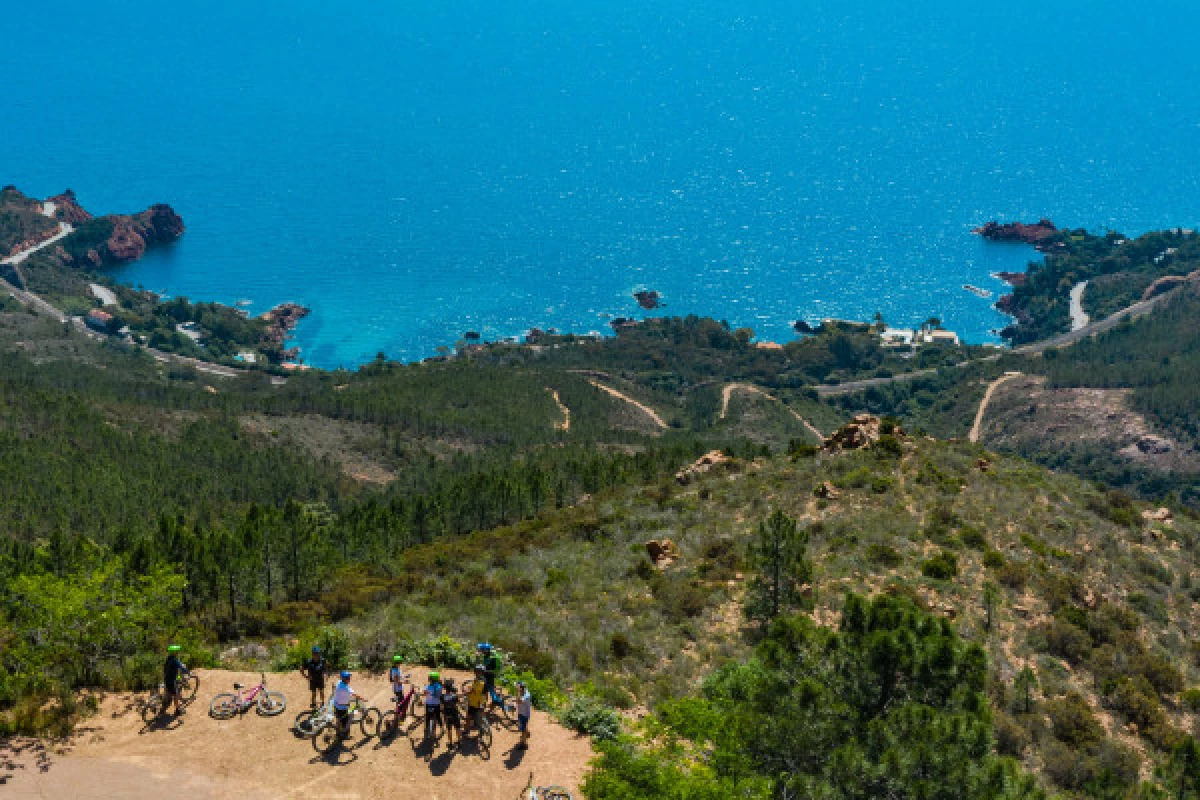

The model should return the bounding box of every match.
[973,218,1061,252]
[259,302,311,359]
[51,189,186,268]
[633,289,662,310]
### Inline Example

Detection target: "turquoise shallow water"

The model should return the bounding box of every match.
[3,1,1200,367]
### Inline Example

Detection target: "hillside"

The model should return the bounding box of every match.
[7,209,1200,796]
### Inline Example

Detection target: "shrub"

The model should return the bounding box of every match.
[503,669,564,711]
[959,525,988,550]
[994,710,1030,757]
[997,561,1030,590]
[392,634,477,670]
[560,695,621,741]
[609,632,633,659]
[1042,619,1092,665]
[920,550,958,581]
[1181,688,1200,712]
[866,543,903,567]
[1046,692,1105,748]
[982,549,1006,569]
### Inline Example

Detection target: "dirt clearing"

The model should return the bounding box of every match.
[1,668,593,799]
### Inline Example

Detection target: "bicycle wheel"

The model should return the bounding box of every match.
[256,690,287,716]
[378,710,401,740]
[294,709,316,735]
[411,701,425,721]
[209,692,240,720]
[177,674,199,703]
[541,788,574,800]
[140,693,162,725]
[312,722,341,755]
[359,707,382,738]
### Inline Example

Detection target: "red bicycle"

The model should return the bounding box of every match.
[376,672,420,740]
[208,673,287,719]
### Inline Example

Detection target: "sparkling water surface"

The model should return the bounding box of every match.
[3,1,1199,367]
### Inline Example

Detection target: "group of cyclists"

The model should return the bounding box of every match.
[162,640,533,751]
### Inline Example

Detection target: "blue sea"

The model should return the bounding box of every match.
[4,1,1200,368]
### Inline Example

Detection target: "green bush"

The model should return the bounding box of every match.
[982,549,1006,569]
[1180,688,1200,711]
[920,550,958,580]
[1045,692,1105,748]
[560,694,622,741]
[865,543,902,567]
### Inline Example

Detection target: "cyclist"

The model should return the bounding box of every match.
[442,677,463,749]
[465,666,487,735]
[299,645,328,708]
[515,680,533,749]
[423,671,444,740]
[477,642,503,709]
[332,670,366,736]
[162,644,190,716]
[388,655,405,703]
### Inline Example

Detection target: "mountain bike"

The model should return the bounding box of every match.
[520,772,573,800]
[208,673,287,719]
[377,673,420,740]
[293,696,336,738]
[139,672,200,724]
[312,698,380,754]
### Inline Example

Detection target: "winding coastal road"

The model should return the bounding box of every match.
[1069,280,1090,331]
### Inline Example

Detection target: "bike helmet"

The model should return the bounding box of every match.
[392,655,403,663]
[340,670,351,681]
[429,671,441,681]
[477,642,492,651]
[312,645,321,653]
[167,644,181,653]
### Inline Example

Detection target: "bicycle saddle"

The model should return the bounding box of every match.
[233,683,243,689]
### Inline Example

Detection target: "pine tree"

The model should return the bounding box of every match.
[745,510,813,625]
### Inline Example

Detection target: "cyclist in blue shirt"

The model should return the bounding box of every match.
[423,671,444,740]
[477,642,503,708]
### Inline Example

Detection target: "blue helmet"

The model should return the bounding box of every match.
[340,670,351,681]
[312,645,321,653]
[477,642,493,652]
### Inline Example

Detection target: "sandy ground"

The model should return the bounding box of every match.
[0,668,593,800]
[968,371,1023,443]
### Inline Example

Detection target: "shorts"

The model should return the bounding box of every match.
[444,709,462,729]
[518,714,530,732]
[309,678,326,692]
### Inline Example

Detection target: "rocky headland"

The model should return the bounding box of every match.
[973,218,1061,252]
[51,189,185,268]
[259,302,311,358]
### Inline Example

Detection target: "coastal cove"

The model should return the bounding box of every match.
[5,0,1200,368]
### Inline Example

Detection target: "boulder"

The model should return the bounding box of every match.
[822,414,901,452]
[1135,435,1173,455]
[646,539,679,567]
[975,458,993,472]
[814,481,840,499]
[675,450,730,485]
[1142,507,1173,525]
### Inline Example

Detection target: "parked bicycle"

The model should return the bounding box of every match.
[312,698,380,754]
[139,672,200,724]
[520,772,573,800]
[208,673,287,719]
[377,672,421,741]
[293,696,336,738]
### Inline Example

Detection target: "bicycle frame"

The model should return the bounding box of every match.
[232,674,268,709]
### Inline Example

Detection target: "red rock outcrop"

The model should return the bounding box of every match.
[47,190,94,225]
[974,219,1061,251]
[259,303,311,348]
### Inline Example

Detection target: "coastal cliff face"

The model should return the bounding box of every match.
[52,191,185,268]
[259,302,311,357]
[973,219,1060,251]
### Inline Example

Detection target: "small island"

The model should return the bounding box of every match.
[633,289,662,310]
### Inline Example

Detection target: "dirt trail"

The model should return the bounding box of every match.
[547,388,571,432]
[1069,280,1090,331]
[586,380,667,430]
[720,383,824,441]
[1,668,593,800]
[969,371,1023,443]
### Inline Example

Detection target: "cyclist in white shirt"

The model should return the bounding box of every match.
[332,670,365,735]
